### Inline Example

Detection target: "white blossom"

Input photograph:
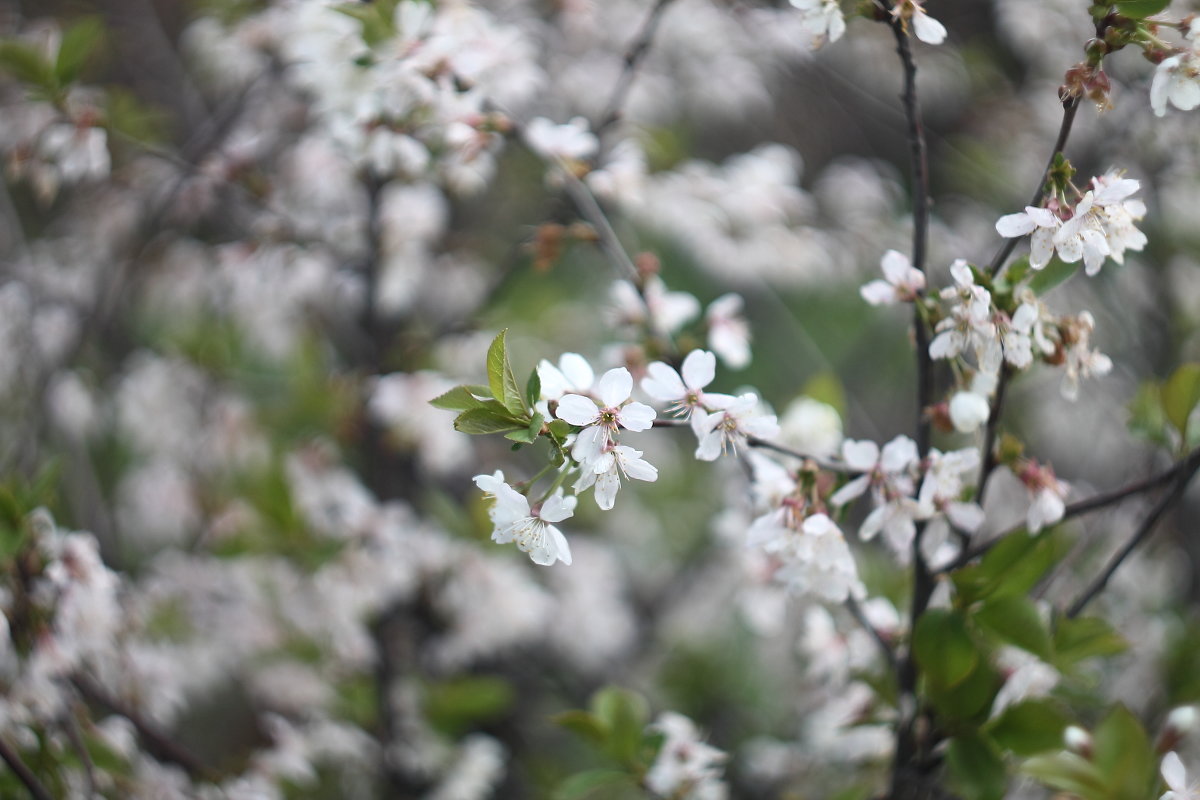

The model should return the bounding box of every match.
[789,0,846,49]
[1161,752,1200,800]
[860,249,926,306]
[555,367,656,463]
[473,476,575,566]
[1151,20,1200,117]
[693,393,779,461]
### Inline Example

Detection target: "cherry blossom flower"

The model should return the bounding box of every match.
[574,444,658,510]
[1151,20,1200,117]
[555,367,656,463]
[642,350,730,428]
[1161,752,1200,800]
[524,116,598,162]
[750,510,868,602]
[789,0,846,49]
[831,436,921,555]
[472,475,575,566]
[645,712,728,799]
[1017,461,1070,533]
[949,390,991,434]
[611,277,700,339]
[693,393,780,461]
[917,448,986,562]
[929,261,994,361]
[860,249,926,306]
[1059,311,1112,401]
[994,205,1061,270]
[537,352,595,403]
[706,294,752,369]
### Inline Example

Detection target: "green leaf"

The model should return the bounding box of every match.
[975,595,1054,661]
[994,257,1031,295]
[1128,381,1171,447]
[429,385,489,411]
[1162,363,1200,441]
[591,687,649,767]
[986,700,1071,756]
[1053,616,1128,668]
[952,528,1069,605]
[1092,705,1156,800]
[504,428,537,443]
[928,657,1004,722]
[913,609,978,689]
[548,419,573,440]
[1114,0,1171,19]
[487,330,527,416]
[1026,256,1078,296]
[553,710,609,746]
[453,407,525,435]
[424,676,514,737]
[0,41,56,91]
[945,734,1007,800]
[554,769,642,800]
[526,368,542,410]
[55,17,105,84]
[1021,752,1108,798]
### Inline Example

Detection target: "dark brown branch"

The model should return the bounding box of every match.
[887,11,938,798]
[70,673,211,781]
[1065,457,1200,618]
[940,447,1200,573]
[975,365,1012,503]
[984,95,1080,277]
[0,735,55,800]
[595,0,676,138]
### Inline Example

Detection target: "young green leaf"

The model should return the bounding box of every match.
[986,700,1071,756]
[55,17,105,84]
[945,734,1007,800]
[453,408,525,435]
[975,595,1054,661]
[913,609,978,689]
[1027,257,1078,296]
[1053,616,1128,669]
[1114,0,1172,19]
[487,330,527,416]
[429,385,489,411]
[526,368,542,411]
[1162,363,1200,442]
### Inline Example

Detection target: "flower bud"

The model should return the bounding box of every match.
[1064,725,1093,759]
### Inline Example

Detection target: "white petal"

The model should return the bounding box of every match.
[558,353,595,391]
[949,391,990,433]
[555,394,600,426]
[1056,233,1083,264]
[681,349,716,391]
[597,367,633,407]
[880,250,912,284]
[571,424,607,463]
[594,469,620,510]
[695,430,724,461]
[641,362,686,402]
[912,11,946,44]
[881,436,919,473]
[539,491,577,523]
[842,439,880,471]
[946,501,985,533]
[995,212,1037,237]
[1162,752,1187,792]
[1030,228,1055,269]
[617,401,656,431]
[861,280,898,306]
[831,474,871,506]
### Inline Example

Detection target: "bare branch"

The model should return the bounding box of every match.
[0,735,55,800]
[595,0,677,139]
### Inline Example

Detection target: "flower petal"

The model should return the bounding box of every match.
[597,367,633,408]
[681,349,716,391]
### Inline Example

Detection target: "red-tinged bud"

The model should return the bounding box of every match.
[1064,726,1094,759]
[929,401,954,433]
[636,252,661,280]
[1158,707,1198,754]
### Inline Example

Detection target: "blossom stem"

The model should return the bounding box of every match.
[1064,456,1200,618]
[595,0,677,140]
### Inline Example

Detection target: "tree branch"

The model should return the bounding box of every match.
[940,447,1200,573]
[887,11,937,798]
[0,735,55,800]
[984,93,1080,277]
[594,0,676,139]
[1064,457,1200,618]
[975,364,1012,503]
[70,673,211,781]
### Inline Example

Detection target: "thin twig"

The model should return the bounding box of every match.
[1064,458,1200,618]
[975,365,1012,503]
[984,96,1080,277]
[70,673,210,781]
[594,0,676,139]
[846,596,900,675]
[0,735,55,800]
[61,708,97,798]
[938,448,1200,574]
